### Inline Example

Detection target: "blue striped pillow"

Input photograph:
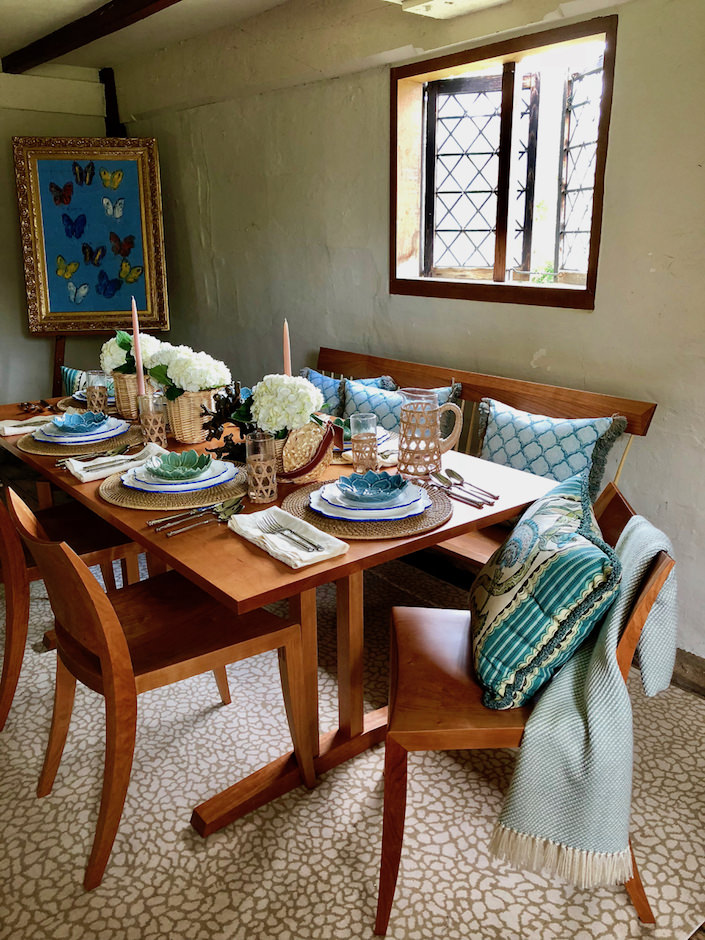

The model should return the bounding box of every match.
[470,472,621,709]
[60,366,87,397]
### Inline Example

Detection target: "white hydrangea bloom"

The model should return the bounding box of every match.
[166,350,231,393]
[251,374,323,434]
[143,342,194,371]
[100,333,162,373]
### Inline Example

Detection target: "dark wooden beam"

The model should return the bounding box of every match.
[99,67,127,136]
[1,0,186,74]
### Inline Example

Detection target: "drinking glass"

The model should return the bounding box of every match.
[86,370,109,413]
[246,431,277,503]
[138,393,168,447]
[350,412,378,473]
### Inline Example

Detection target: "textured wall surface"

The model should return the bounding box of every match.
[0,73,106,402]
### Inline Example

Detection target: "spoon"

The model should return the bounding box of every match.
[430,472,485,507]
[444,468,498,502]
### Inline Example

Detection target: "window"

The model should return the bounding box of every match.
[390,16,617,309]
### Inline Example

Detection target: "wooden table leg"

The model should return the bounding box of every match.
[336,570,364,738]
[289,587,319,757]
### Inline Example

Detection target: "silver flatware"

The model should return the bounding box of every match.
[165,501,243,537]
[429,474,485,508]
[444,468,498,502]
[257,511,322,552]
[149,497,241,530]
[55,444,133,467]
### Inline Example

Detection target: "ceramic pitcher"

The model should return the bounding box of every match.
[397,388,462,479]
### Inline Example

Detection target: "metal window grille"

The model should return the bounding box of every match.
[510,73,540,275]
[556,60,604,276]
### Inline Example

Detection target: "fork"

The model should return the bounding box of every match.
[257,511,323,552]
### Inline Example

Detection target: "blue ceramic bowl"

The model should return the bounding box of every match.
[337,470,408,503]
[52,412,109,434]
[145,450,212,481]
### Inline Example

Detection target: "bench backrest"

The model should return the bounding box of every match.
[317,347,656,436]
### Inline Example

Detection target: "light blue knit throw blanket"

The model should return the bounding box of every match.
[490,516,678,888]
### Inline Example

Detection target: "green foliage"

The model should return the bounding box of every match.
[115,330,133,352]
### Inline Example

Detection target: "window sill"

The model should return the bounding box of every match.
[389,275,596,310]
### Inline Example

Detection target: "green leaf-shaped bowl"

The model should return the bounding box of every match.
[145,450,212,481]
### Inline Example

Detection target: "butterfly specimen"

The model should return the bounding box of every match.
[100,168,124,190]
[119,259,143,284]
[56,255,80,279]
[67,281,89,305]
[109,232,135,257]
[61,213,87,239]
[49,182,73,205]
[72,161,95,186]
[102,197,125,219]
[96,269,123,299]
[82,243,107,266]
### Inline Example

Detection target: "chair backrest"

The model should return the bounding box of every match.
[0,490,31,607]
[5,488,132,676]
[593,482,675,683]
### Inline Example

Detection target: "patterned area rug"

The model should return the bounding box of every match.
[0,560,703,940]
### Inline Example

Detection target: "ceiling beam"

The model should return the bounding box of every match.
[1,0,187,74]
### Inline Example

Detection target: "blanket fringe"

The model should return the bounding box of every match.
[489,823,633,890]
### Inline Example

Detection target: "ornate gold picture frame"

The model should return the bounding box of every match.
[13,136,169,334]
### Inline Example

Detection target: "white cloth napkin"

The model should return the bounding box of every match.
[228,506,348,568]
[0,416,51,437]
[64,443,169,483]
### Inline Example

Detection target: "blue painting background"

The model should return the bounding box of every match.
[36,157,147,314]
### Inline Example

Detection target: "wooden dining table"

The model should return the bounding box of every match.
[0,400,554,838]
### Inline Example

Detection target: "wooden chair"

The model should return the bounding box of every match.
[0,488,147,731]
[6,487,316,890]
[374,483,675,935]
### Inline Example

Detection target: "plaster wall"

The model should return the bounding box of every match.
[0,72,106,402]
[117,0,705,654]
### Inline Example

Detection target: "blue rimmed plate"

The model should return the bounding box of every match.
[122,460,238,494]
[33,417,130,445]
[319,481,423,512]
[309,487,430,521]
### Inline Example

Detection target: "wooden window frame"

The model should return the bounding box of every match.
[389,15,618,310]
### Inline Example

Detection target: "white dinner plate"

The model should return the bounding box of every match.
[122,459,238,494]
[33,417,130,445]
[72,389,116,404]
[309,487,430,521]
[132,459,230,488]
[319,481,422,511]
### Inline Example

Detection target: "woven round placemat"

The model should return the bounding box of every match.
[57,396,118,415]
[281,482,452,540]
[16,426,143,457]
[98,466,247,511]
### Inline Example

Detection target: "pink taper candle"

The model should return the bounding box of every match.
[283,318,292,376]
[131,295,146,396]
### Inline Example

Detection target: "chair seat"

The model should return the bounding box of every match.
[389,607,532,751]
[58,570,296,694]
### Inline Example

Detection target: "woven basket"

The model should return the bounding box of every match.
[166,388,221,443]
[280,423,334,484]
[111,371,139,420]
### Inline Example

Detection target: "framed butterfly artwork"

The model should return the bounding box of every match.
[12,136,169,334]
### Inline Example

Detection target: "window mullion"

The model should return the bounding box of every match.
[492,61,516,283]
[422,83,438,277]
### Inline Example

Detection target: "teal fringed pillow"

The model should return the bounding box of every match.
[478,398,627,501]
[60,366,87,397]
[470,472,621,710]
[300,368,397,417]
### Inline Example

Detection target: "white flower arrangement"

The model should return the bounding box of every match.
[148,346,232,400]
[250,374,323,436]
[100,331,162,375]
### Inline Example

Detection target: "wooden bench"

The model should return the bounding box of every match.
[316,347,657,567]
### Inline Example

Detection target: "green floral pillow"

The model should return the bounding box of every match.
[470,472,621,709]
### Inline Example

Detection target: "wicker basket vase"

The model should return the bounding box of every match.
[111,371,140,420]
[274,436,287,473]
[167,389,222,444]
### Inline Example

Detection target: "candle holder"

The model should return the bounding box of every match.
[86,370,109,413]
[138,393,168,447]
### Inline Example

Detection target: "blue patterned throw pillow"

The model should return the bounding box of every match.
[470,472,621,710]
[342,378,461,433]
[60,366,87,397]
[478,398,627,501]
[300,369,398,417]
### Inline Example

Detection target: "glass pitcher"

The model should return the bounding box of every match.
[397,388,462,479]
